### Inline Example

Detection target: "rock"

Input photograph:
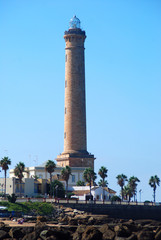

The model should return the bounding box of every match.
[74,214,90,225]
[22,232,37,240]
[0,222,6,229]
[37,216,47,222]
[114,237,128,240]
[73,225,86,240]
[137,229,155,240]
[114,225,131,238]
[34,221,48,237]
[82,226,103,240]
[40,228,71,240]
[40,230,53,240]
[64,207,73,212]
[21,227,34,235]
[68,218,78,225]
[155,229,161,240]
[59,215,71,225]
[0,230,9,240]
[100,224,115,240]
[9,227,25,239]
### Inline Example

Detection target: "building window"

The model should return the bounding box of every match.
[64,132,66,138]
[65,80,67,88]
[65,107,66,114]
[72,175,75,183]
[65,54,67,62]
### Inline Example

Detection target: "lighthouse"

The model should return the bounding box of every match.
[56,16,95,169]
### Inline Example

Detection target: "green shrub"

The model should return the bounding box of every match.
[7,194,17,203]
[111,195,121,202]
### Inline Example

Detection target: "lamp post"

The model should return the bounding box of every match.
[139,189,142,202]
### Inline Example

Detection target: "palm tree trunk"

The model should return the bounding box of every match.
[66,181,68,198]
[121,186,123,201]
[4,170,6,197]
[50,173,52,197]
[154,188,155,202]
[90,181,91,200]
[102,178,105,201]
[19,179,21,197]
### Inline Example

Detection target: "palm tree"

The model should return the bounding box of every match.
[45,160,56,196]
[0,157,11,197]
[98,166,108,200]
[128,176,140,201]
[76,180,85,186]
[61,166,72,197]
[149,175,160,202]
[14,162,25,197]
[98,179,108,200]
[98,179,108,187]
[122,185,133,202]
[83,168,97,200]
[116,174,128,201]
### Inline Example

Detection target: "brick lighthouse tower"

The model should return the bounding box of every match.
[56,16,95,169]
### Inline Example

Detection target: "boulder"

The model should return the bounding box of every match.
[73,225,86,240]
[9,227,25,239]
[0,230,9,240]
[114,224,131,238]
[37,216,47,222]
[40,228,71,240]
[100,224,115,240]
[81,226,103,240]
[34,221,48,237]
[22,232,37,240]
[137,229,155,240]
[155,229,161,240]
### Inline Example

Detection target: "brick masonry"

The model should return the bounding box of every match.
[56,27,95,169]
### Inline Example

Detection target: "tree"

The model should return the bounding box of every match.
[98,179,108,187]
[45,160,56,196]
[51,180,65,198]
[76,180,85,186]
[149,175,160,202]
[122,185,133,202]
[0,157,11,197]
[14,162,25,197]
[98,166,108,200]
[61,166,72,197]
[83,168,97,200]
[128,176,140,201]
[116,174,128,201]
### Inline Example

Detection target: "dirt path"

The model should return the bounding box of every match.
[3,220,59,227]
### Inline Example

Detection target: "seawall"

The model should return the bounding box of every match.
[56,202,161,221]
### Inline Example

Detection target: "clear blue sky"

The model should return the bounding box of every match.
[0,0,161,202]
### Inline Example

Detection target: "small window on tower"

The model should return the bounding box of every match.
[65,54,67,62]
[65,107,67,114]
[64,132,66,138]
[65,80,67,87]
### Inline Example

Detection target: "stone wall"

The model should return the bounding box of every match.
[56,202,161,221]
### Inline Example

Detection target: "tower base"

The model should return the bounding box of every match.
[56,152,95,170]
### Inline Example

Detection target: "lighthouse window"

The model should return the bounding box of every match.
[65,54,67,62]
[64,132,66,138]
[65,80,67,87]
[65,107,67,114]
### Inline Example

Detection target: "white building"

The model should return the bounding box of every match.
[9,162,86,188]
[68,186,116,201]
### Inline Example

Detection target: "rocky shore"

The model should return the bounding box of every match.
[0,206,161,239]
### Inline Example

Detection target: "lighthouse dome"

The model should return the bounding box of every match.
[69,15,81,29]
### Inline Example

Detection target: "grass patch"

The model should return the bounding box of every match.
[0,201,55,215]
